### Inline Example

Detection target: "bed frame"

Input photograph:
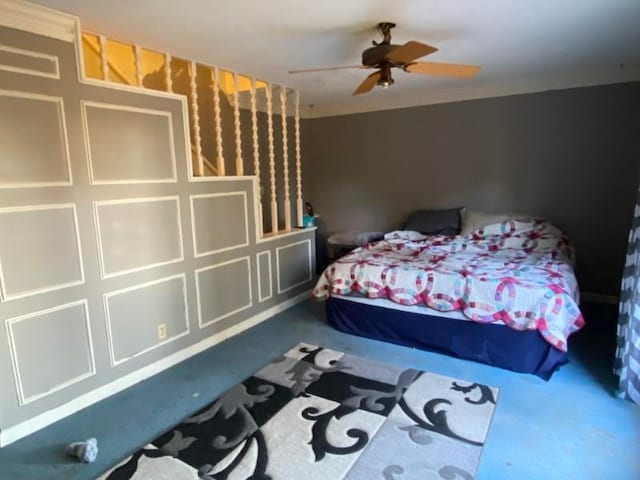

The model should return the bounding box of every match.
[326,297,567,380]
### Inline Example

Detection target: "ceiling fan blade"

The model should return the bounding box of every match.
[386,41,438,64]
[288,65,367,74]
[353,71,381,95]
[404,62,480,78]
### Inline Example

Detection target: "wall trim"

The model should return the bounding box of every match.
[0,203,84,301]
[81,100,178,185]
[195,256,253,328]
[257,250,273,303]
[189,191,250,257]
[92,196,185,279]
[0,0,76,42]
[0,44,60,79]
[103,274,190,367]
[276,239,313,294]
[4,299,96,406]
[257,226,316,244]
[189,175,258,182]
[0,290,311,448]
[0,89,72,189]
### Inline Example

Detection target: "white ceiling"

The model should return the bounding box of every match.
[33,0,640,117]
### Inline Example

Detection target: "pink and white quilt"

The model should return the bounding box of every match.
[313,219,585,351]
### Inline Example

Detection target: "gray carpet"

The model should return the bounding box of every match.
[100,343,499,479]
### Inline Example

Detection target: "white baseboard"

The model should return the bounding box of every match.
[0,290,310,447]
[580,292,619,305]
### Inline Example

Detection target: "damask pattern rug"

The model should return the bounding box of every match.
[100,343,499,480]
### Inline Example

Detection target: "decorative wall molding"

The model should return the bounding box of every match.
[276,238,313,294]
[257,250,273,303]
[195,256,253,328]
[257,226,317,244]
[0,0,76,42]
[5,299,95,406]
[0,2,316,448]
[92,196,184,279]
[189,191,249,257]
[0,290,311,447]
[0,203,84,301]
[189,175,257,183]
[80,100,178,185]
[103,274,190,367]
[0,44,59,79]
[0,89,72,189]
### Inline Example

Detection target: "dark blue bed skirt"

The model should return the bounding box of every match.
[326,297,567,380]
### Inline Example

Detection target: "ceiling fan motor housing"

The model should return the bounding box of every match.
[362,44,402,67]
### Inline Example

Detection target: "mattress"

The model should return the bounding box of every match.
[314,219,585,351]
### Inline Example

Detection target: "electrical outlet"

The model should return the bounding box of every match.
[157,323,167,340]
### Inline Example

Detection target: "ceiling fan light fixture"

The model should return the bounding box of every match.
[377,78,394,89]
[377,64,394,89]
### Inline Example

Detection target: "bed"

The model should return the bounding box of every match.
[312,213,585,379]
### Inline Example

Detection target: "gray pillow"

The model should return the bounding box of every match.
[404,208,462,236]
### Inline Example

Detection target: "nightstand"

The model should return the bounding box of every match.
[327,230,384,260]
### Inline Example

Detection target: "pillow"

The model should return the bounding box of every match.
[460,208,531,235]
[403,208,461,236]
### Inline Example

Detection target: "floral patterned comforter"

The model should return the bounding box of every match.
[313,220,584,351]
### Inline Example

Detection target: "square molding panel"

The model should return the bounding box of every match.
[0,90,71,188]
[257,251,273,302]
[0,203,84,301]
[0,45,60,79]
[82,101,177,184]
[195,257,252,328]
[93,196,184,279]
[5,300,95,405]
[276,239,312,294]
[190,192,249,257]
[103,274,189,366]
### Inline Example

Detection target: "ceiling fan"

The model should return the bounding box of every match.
[289,22,480,95]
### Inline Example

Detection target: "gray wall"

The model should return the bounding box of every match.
[0,25,315,435]
[303,82,640,295]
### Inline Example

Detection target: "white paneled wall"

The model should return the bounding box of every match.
[0,2,316,448]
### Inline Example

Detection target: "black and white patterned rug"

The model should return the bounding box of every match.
[100,343,499,480]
